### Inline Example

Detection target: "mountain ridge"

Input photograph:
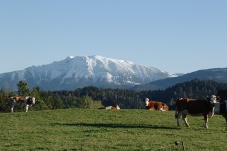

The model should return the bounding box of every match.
[2,55,227,92]
[0,55,175,91]
[131,68,227,91]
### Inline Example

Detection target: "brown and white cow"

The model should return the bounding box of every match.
[175,95,218,128]
[105,105,120,110]
[9,96,36,112]
[145,98,169,111]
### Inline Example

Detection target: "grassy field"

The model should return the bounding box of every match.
[0,109,227,151]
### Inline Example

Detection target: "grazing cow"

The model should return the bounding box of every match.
[175,95,218,128]
[105,105,120,110]
[212,96,227,130]
[145,98,169,111]
[9,96,36,112]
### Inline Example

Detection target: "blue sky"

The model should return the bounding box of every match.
[0,0,226,74]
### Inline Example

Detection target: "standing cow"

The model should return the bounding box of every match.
[9,96,36,112]
[145,98,169,111]
[175,95,218,128]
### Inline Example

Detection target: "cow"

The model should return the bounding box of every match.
[105,105,120,110]
[98,105,120,110]
[212,96,227,130]
[145,98,169,111]
[9,96,36,112]
[175,95,218,128]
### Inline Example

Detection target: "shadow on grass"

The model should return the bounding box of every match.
[52,122,178,130]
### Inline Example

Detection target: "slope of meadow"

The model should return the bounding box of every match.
[0,109,227,150]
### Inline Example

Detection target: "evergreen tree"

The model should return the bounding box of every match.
[52,94,64,109]
[31,86,42,100]
[17,80,30,96]
[76,96,94,109]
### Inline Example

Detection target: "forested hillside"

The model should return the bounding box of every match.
[1,79,227,112]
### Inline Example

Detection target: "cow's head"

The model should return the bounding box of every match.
[162,103,169,111]
[9,97,15,102]
[116,105,120,109]
[207,95,221,103]
[27,97,36,104]
[206,96,216,118]
[210,95,218,103]
[210,95,222,114]
[145,98,149,106]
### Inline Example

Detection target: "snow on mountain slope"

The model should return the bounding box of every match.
[0,55,175,90]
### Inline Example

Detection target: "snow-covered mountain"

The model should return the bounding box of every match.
[0,55,176,91]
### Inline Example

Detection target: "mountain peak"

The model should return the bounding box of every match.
[0,55,174,91]
[68,56,75,59]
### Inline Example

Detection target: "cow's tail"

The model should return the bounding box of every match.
[175,107,178,119]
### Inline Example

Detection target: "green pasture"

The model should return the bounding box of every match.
[0,109,227,151]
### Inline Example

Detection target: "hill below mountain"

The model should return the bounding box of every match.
[132,68,227,91]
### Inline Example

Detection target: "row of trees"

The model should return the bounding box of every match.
[0,80,103,112]
[1,79,227,112]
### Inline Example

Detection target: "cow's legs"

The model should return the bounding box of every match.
[177,117,180,126]
[180,110,190,127]
[182,115,190,127]
[25,105,29,112]
[11,106,14,113]
[11,102,16,113]
[203,114,208,128]
[176,111,181,126]
[176,110,191,127]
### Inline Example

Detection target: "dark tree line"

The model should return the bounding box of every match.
[1,78,227,112]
